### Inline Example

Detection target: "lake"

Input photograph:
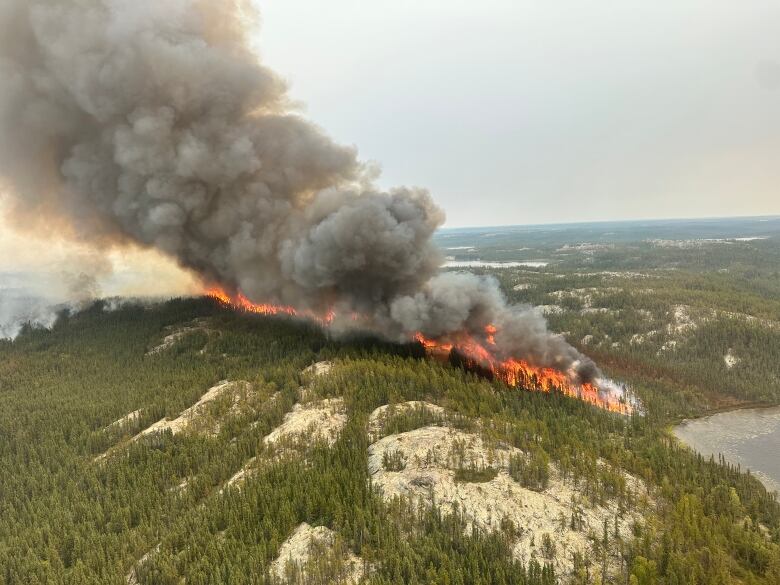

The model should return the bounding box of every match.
[674,406,780,493]
[444,260,549,268]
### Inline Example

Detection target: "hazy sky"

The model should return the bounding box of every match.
[254,0,780,227]
[1,1,779,304]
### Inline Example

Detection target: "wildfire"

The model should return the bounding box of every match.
[206,287,634,415]
[415,329,634,415]
[206,287,335,325]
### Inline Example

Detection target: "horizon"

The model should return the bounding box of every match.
[2,0,779,320]
[3,212,776,305]
[1,4,780,581]
[440,213,780,231]
[257,0,780,227]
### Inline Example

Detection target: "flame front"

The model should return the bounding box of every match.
[206,287,335,325]
[415,329,634,415]
[207,287,633,415]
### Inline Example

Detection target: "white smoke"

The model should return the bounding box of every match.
[0,289,60,339]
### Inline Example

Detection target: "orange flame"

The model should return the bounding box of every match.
[206,287,335,325]
[415,330,633,415]
[206,287,633,415]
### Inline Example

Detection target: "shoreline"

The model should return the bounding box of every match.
[672,405,780,495]
[671,400,780,427]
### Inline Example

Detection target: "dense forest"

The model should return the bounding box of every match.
[1,294,779,584]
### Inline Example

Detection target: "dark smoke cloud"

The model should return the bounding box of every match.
[0,0,598,380]
[387,272,598,382]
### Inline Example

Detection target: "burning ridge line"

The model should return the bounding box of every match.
[2,2,637,417]
[207,288,636,415]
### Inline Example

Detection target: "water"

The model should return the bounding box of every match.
[674,406,780,493]
[444,260,549,268]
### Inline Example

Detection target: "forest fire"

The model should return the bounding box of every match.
[207,288,634,415]
[415,331,634,415]
[206,287,335,325]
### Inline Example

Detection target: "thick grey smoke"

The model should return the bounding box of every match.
[0,0,597,381]
[387,272,599,382]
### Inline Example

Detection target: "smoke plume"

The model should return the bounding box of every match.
[0,0,598,381]
[0,292,60,340]
[0,246,111,338]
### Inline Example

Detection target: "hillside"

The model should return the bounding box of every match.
[437,218,780,417]
[1,298,779,584]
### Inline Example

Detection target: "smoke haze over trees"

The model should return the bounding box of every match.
[0,0,599,382]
